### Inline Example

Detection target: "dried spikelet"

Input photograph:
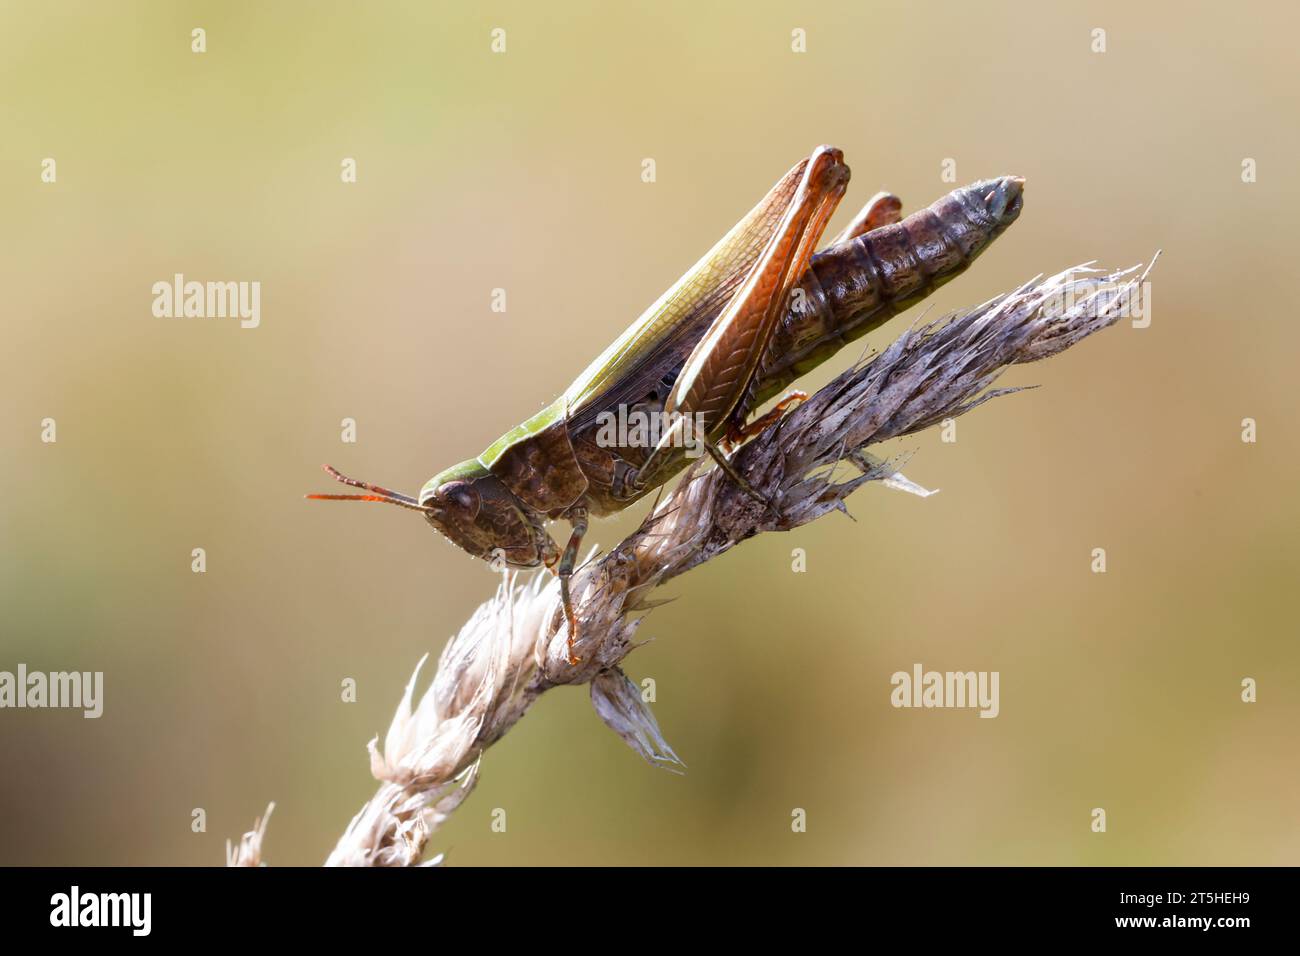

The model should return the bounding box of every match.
[225,803,274,867]
[232,258,1156,865]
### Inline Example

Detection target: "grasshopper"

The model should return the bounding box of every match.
[309,145,1024,663]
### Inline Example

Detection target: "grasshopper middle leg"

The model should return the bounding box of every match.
[703,440,782,518]
[724,389,809,449]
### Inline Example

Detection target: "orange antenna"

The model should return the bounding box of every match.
[305,464,431,513]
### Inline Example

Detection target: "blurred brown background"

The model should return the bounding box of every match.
[2,1,1296,865]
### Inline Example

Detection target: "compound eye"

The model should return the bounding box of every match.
[442,481,481,519]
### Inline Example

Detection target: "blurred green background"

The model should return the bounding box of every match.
[2,1,1297,866]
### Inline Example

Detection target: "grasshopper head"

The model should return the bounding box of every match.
[418,460,555,569]
[307,462,555,569]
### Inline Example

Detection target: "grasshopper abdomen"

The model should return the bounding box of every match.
[757,176,1023,403]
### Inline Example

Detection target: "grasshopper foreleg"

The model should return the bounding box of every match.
[556,508,589,665]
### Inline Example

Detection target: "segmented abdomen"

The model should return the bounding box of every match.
[754,177,1022,405]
